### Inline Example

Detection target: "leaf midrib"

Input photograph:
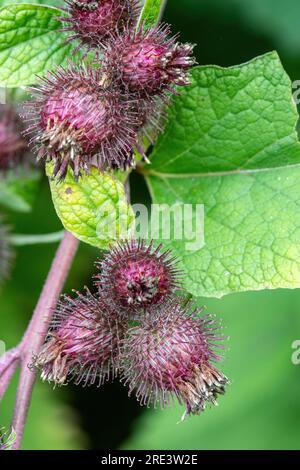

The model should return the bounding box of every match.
[143,160,300,179]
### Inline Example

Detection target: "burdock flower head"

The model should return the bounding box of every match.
[60,0,141,49]
[0,218,13,288]
[120,301,229,419]
[0,106,26,171]
[25,65,142,180]
[95,239,181,313]
[104,23,195,97]
[32,289,126,386]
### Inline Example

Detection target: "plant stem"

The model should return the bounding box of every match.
[10,231,65,246]
[10,231,79,450]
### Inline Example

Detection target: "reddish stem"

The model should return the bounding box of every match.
[10,231,79,449]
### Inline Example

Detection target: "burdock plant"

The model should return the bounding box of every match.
[0,3,205,448]
[1,0,298,452]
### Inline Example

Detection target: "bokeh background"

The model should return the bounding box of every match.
[1,0,300,450]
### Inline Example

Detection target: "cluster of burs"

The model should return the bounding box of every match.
[34,235,229,419]
[26,0,195,180]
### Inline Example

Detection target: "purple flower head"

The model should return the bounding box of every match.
[120,301,229,418]
[0,106,26,171]
[95,239,181,314]
[32,289,126,386]
[104,23,195,97]
[61,0,140,49]
[0,218,13,288]
[25,65,142,180]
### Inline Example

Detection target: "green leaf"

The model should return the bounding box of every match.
[47,164,135,249]
[146,52,300,297]
[147,166,300,298]
[122,288,300,450]
[149,52,300,174]
[137,0,165,28]
[0,4,72,87]
[0,168,41,212]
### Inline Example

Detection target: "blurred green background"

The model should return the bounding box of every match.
[1,0,300,450]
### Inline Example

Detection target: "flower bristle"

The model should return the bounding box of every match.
[95,239,182,314]
[60,0,141,49]
[104,23,195,97]
[25,65,143,180]
[0,105,27,171]
[0,218,13,288]
[120,300,229,418]
[32,288,126,386]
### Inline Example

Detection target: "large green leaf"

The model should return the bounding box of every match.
[149,52,300,174]
[0,4,72,87]
[148,166,300,298]
[146,52,300,297]
[47,165,135,249]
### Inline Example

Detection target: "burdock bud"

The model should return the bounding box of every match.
[25,65,141,180]
[0,106,26,171]
[104,24,195,96]
[0,218,13,288]
[32,289,126,386]
[61,0,140,49]
[120,301,229,419]
[95,239,181,313]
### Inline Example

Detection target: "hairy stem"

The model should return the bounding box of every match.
[10,231,79,450]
